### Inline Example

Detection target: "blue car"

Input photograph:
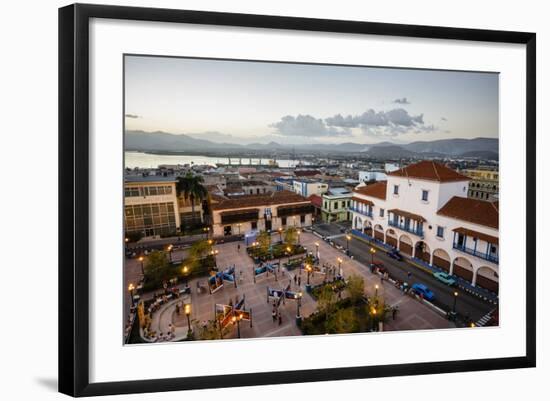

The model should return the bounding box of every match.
[410,283,435,301]
[387,248,403,261]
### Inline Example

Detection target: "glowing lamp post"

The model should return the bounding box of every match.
[369,247,376,265]
[128,283,135,305]
[167,244,173,262]
[337,257,343,277]
[184,303,192,336]
[232,313,242,338]
[138,256,144,275]
[346,234,351,252]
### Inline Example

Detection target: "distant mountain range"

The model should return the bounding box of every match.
[125,130,498,160]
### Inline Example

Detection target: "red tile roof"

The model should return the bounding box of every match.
[351,196,374,206]
[437,196,499,229]
[354,181,387,200]
[452,227,498,245]
[294,170,321,177]
[308,194,323,208]
[211,190,310,211]
[388,161,470,182]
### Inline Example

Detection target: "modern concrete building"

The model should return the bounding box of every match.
[358,171,387,183]
[124,175,180,239]
[350,161,499,294]
[210,190,314,237]
[321,188,352,222]
[464,167,499,201]
[292,179,328,197]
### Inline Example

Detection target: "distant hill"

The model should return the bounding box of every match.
[401,137,498,155]
[125,130,498,160]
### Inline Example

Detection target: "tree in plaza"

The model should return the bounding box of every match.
[316,285,337,329]
[326,307,359,334]
[346,275,365,305]
[304,253,315,266]
[176,172,208,228]
[144,250,169,279]
[192,319,229,341]
[284,226,298,246]
[367,294,392,331]
[257,230,271,254]
[187,239,212,270]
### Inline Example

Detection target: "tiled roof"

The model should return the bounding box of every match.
[294,170,321,177]
[388,208,426,222]
[437,196,499,229]
[388,161,470,182]
[308,194,323,208]
[211,190,310,211]
[354,181,387,200]
[452,227,498,245]
[351,196,374,206]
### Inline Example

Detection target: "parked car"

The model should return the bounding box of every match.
[369,262,386,274]
[387,248,403,261]
[410,283,435,301]
[433,271,456,286]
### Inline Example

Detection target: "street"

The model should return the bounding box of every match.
[313,223,495,323]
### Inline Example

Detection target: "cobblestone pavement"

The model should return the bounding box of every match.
[124,231,454,342]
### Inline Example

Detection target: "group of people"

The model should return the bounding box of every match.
[271,301,283,325]
[143,322,177,342]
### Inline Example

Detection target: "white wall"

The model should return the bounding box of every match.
[2,0,547,400]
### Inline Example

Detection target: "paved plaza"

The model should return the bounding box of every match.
[124,231,454,343]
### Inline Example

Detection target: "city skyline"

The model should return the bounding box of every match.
[124,55,499,145]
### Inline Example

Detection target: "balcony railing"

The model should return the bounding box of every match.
[388,219,424,237]
[453,243,499,264]
[350,206,373,218]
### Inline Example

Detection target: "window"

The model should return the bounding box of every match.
[300,215,306,223]
[380,208,385,217]
[393,185,399,195]
[436,226,444,238]
[281,217,287,226]
[421,190,429,201]
[251,221,257,230]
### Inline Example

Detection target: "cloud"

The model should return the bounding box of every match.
[392,97,410,105]
[125,114,140,119]
[326,108,434,138]
[326,108,424,128]
[270,114,351,137]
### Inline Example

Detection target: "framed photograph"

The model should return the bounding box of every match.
[59,3,536,397]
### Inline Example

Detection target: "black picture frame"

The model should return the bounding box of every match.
[58,3,536,397]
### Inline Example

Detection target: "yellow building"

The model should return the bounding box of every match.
[463,168,499,201]
[124,175,180,239]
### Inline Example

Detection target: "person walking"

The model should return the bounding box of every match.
[278,312,282,325]
[237,243,241,252]
[298,276,301,286]
[272,308,277,321]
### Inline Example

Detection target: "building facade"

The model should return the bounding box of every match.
[210,191,314,237]
[350,161,499,294]
[124,175,181,239]
[464,168,499,201]
[321,188,352,222]
[292,179,328,197]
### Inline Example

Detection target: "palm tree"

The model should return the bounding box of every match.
[176,173,208,228]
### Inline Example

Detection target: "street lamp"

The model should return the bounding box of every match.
[337,257,343,277]
[346,234,351,252]
[278,227,283,242]
[167,244,173,262]
[128,283,135,305]
[182,265,189,287]
[138,256,144,275]
[369,247,376,265]
[297,229,301,245]
[453,291,458,314]
[306,264,312,285]
[372,307,377,331]
[184,303,192,336]
[296,292,302,318]
[375,284,379,297]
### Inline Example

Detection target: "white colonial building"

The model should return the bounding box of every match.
[350,161,499,294]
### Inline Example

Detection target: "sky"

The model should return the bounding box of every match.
[124,55,499,145]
